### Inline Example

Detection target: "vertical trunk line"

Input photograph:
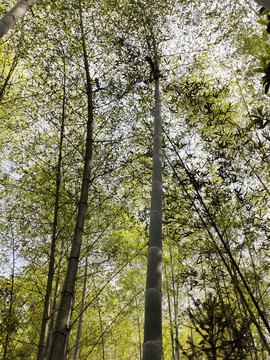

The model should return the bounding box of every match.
[164,264,175,359]
[143,59,163,360]
[72,257,88,360]
[135,298,142,360]
[48,1,93,357]
[169,245,179,360]
[3,232,16,360]
[97,299,106,360]
[37,57,66,360]
[45,242,63,359]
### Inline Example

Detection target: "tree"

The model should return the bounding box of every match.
[100,1,174,357]
[48,1,94,358]
[184,294,254,359]
[0,0,37,38]
[37,57,67,360]
[143,48,163,360]
[2,0,270,358]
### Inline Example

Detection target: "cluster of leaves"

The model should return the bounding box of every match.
[184,294,253,359]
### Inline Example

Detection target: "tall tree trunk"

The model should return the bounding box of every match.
[48,1,93,357]
[97,297,106,360]
[0,0,38,38]
[135,298,142,360]
[45,244,63,360]
[143,50,163,360]
[92,277,106,360]
[3,231,16,360]
[169,245,179,360]
[37,59,66,360]
[72,257,88,360]
[164,264,175,359]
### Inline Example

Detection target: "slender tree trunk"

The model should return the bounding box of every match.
[138,318,142,360]
[0,0,38,38]
[45,245,63,359]
[135,298,142,360]
[48,1,93,357]
[72,257,88,360]
[245,228,268,322]
[143,51,163,360]
[97,298,106,360]
[0,57,18,103]
[92,277,106,360]
[37,59,66,360]
[169,245,179,360]
[164,264,175,359]
[3,232,16,360]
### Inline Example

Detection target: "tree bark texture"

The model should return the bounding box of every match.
[0,0,38,38]
[143,68,163,360]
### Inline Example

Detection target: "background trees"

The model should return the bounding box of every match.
[1,0,270,359]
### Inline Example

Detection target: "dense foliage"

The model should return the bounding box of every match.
[1,0,270,359]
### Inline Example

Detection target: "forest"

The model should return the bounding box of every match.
[1,0,270,359]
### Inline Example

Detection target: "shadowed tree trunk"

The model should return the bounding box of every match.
[135,298,142,360]
[169,245,180,360]
[72,257,88,360]
[37,61,66,360]
[0,0,38,38]
[3,230,16,360]
[164,264,174,359]
[143,46,163,360]
[48,0,94,357]
[97,296,106,360]
[45,246,63,359]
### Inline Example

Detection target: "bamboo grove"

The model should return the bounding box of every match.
[1,0,270,359]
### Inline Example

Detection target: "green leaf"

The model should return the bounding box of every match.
[253,68,265,73]
[260,8,269,16]
[258,19,269,26]
[247,119,256,130]
[257,105,264,114]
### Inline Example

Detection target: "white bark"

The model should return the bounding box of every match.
[0,0,37,38]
